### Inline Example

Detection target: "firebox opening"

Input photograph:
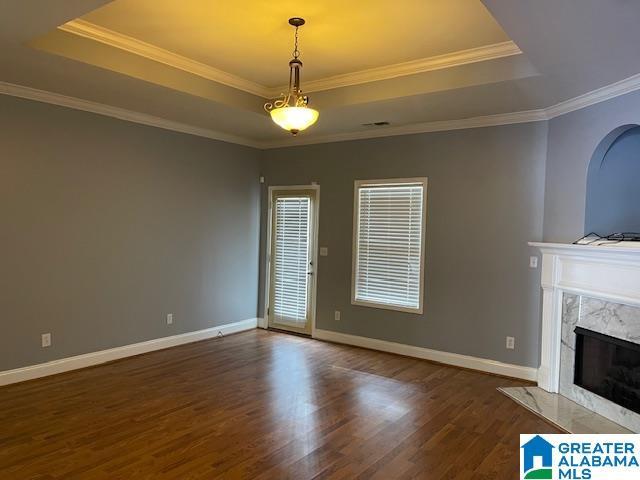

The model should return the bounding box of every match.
[574,326,640,415]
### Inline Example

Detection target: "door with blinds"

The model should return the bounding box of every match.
[268,188,317,335]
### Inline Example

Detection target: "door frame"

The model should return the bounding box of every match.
[263,184,320,337]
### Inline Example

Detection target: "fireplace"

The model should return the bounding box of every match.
[528,242,640,431]
[574,326,640,415]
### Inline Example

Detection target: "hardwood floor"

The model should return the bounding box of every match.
[0,329,559,479]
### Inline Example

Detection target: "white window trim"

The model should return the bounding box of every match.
[351,177,428,315]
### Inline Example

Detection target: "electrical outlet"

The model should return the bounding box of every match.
[166,313,173,325]
[41,333,52,348]
[334,310,341,321]
[506,336,515,350]
[529,256,539,268]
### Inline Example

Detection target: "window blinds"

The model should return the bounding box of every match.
[354,183,424,311]
[272,197,311,325]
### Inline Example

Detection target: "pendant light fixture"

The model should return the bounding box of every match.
[264,18,319,135]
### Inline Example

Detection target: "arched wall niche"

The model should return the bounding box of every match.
[585,124,640,235]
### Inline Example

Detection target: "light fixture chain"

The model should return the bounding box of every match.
[293,26,300,59]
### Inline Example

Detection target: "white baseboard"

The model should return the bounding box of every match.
[0,318,260,386]
[1,320,534,386]
[313,329,538,381]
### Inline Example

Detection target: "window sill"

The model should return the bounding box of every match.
[351,299,423,315]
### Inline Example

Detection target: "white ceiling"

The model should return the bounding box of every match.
[1,0,639,148]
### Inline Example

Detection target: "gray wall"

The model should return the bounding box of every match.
[0,95,261,371]
[544,89,640,242]
[9,85,636,373]
[260,123,548,367]
[585,126,640,235]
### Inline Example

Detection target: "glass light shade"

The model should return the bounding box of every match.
[270,106,319,133]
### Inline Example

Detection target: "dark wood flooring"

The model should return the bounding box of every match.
[0,329,559,479]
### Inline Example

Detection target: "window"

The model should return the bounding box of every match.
[352,178,427,314]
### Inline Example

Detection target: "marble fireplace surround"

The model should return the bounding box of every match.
[560,293,640,431]
[530,242,640,431]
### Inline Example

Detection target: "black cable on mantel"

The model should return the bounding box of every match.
[573,232,640,245]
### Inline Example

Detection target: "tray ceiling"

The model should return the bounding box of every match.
[74,0,511,88]
[3,0,638,147]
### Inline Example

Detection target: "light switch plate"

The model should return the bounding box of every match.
[320,247,328,257]
[529,256,539,268]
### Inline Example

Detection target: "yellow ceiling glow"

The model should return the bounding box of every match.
[77,0,510,88]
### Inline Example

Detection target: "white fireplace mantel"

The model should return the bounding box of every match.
[530,242,640,392]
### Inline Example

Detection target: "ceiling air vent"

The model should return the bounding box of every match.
[362,121,390,127]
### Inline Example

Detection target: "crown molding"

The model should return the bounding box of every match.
[545,72,640,119]
[55,19,640,123]
[59,20,520,99]
[3,69,640,150]
[262,71,640,148]
[59,20,270,98]
[259,109,548,149]
[54,19,640,119]
[0,81,260,148]
[267,41,522,96]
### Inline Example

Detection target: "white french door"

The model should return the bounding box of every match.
[268,188,318,335]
